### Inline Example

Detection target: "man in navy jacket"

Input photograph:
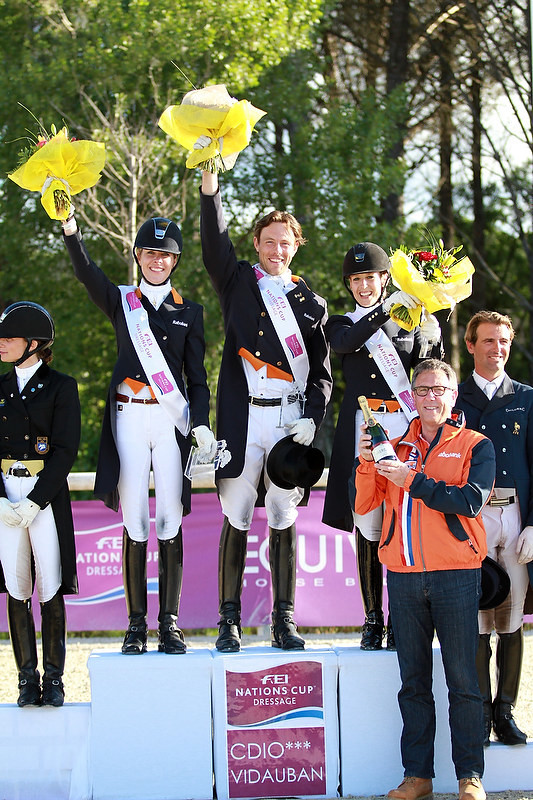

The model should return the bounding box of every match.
[200,169,331,652]
[457,310,533,746]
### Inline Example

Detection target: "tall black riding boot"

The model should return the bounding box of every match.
[476,633,493,746]
[7,595,41,707]
[493,628,527,745]
[270,525,305,650]
[121,530,148,654]
[158,530,186,654]
[356,531,384,650]
[216,518,247,652]
[41,592,66,706]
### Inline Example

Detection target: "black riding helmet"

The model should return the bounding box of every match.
[0,301,55,366]
[133,217,183,284]
[342,242,391,300]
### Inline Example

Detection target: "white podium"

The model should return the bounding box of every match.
[212,646,340,800]
[88,648,214,800]
[336,645,533,796]
[0,703,90,800]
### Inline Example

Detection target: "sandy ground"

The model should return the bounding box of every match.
[0,629,531,800]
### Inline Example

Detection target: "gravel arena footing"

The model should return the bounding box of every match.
[0,629,532,800]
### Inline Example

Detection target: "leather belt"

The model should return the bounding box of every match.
[488,496,515,507]
[373,403,403,414]
[248,394,299,408]
[1,459,44,477]
[116,393,158,405]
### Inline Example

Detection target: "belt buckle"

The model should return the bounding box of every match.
[9,467,30,478]
[249,396,260,406]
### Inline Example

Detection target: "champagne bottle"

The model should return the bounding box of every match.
[358,396,397,462]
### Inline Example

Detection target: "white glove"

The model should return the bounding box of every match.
[193,135,239,170]
[62,205,77,236]
[191,425,217,460]
[13,498,40,528]
[419,314,441,344]
[193,134,219,150]
[382,291,419,314]
[0,497,22,527]
[516,526,533,564]
[286,418,316,446]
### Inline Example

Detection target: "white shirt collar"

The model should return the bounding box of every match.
[472,370,505,398]
[15,360,42,392]
[253,263,293,290]
[139,278,171,309]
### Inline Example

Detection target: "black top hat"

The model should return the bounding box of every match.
[266,435,325,490]
[479,556,511,610]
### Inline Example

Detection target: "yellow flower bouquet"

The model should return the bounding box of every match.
[158,84,266,172]
[8,125,106,220]
[388,234,475,331]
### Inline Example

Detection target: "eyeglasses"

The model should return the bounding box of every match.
[412,385,453,397]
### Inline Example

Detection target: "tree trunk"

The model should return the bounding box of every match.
[438,13,460,375]
[381,0,410,223]
[470,56,486,310]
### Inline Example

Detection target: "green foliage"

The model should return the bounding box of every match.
[0,0,324,471]
[1,0,530,476]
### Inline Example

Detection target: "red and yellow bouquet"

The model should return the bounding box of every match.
[388,232,475,331]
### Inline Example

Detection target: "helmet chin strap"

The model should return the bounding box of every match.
[13,339,41,368]
[140,272,172,289]
[141,273,162,287]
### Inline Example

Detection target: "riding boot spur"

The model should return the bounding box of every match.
[269,524,305,650]
[356,530,385,650]
[493,628,527,745]
[7,594,41,706]
[121,529,148,654]
[41,592,67,706]
[216,517,247,652]
[158,530,186,654]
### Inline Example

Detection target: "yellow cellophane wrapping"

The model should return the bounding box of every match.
[158,84,266,169]
[388,249,475,331]
[8,128,106,220]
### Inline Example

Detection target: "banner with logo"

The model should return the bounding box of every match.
[213,651,339,799]
[2,491,525,631]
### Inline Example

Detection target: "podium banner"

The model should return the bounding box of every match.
[3,491,521,632]
[212,649,339,800]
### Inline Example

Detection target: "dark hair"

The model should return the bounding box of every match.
[39,346,53,365]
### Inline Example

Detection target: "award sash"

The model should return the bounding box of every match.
[346,306,417,421]
[119,286,190,435]
[253,265,309,391]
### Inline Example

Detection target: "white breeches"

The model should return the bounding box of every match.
[479,502,529,635]
[353,408,408,542]
[115,397,183,543]
[218,402,304,531]
[0,474,61,602]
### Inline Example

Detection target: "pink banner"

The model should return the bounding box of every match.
[3,490,525,632]
[0,490,370,631]
[226,661,326,798]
